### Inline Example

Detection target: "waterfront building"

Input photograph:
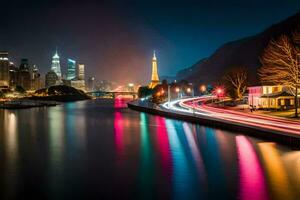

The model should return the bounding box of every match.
[71,80,85,91]
[248,85,296,110]
[9,62,18,88]
[67,59,76,80]
[45,70,59,87]
[17,58,31,90]
[87,76,95,91]
[29,65,43,90]
[17,70,31,90]
[69,63,85,90]
[0,51,10,89]
[51,50,62,78]
[19,58,30,71]
[148,51,160,89]
[77,63,85,80]
[95,80,113,91]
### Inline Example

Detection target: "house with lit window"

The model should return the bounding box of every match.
[248,85,295,110]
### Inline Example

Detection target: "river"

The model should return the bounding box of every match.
[0,99,299,200]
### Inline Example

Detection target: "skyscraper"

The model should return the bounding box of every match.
[45,70,58,87]
[51,50,61,78]
[87,76,95,91]
[77,63,85,80]
[17,58,31,90]
[70,63,85,90]
[19,58,30,71]
[148,51,160,89]
[0,51,10,88]
[67,59,76,80]
[30,65,42,90]
[9,62,18,87]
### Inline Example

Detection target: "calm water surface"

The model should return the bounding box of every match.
[0,99,299,200]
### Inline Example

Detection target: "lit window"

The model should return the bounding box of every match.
[281,99,285,105]
[291,99,294,105]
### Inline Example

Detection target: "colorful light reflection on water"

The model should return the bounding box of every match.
[112,99,300,200]
[236,136,268,200]
[0,99,299,199]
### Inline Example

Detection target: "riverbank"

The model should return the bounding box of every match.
[0,100,59,109]
[26,94,91,102]
[128,100,300,147]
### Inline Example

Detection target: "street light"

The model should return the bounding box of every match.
[128,83,134,92]
[215,87,224,105]
[175,87,180,99]
[187,88,191,94]
[200,85,206,93]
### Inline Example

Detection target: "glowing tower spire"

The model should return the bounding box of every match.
[149,50,160,88]
[51,49,62,78]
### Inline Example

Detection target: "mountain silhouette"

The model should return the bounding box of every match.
[177,11,300,86]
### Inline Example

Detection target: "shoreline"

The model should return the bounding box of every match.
[0,100,59,109]
[128,100,300,147]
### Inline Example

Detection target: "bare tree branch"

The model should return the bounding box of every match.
[225,68,248,100]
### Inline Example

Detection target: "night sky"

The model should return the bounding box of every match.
[1,0,300,84]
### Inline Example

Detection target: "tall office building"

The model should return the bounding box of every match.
[67,59,76,80]
[0,51,10,88]
[87,76,95,91]
[148,51,160,89]
[9,62,18,87]
[29,65,42,90]
[77,63,85,80]
[19,58,30,71]
[51,50,62,78]
[17,58,31,90]
[70,63,85,90]
[45,70,58,87]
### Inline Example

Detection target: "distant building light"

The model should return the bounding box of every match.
[68,59,76,63]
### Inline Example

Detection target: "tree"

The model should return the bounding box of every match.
[259,33,300,117]
[15,85,26,93]
[0,90,4,98]
[224,68,248,100]
[138,86,153,98]
[152,84,168,103]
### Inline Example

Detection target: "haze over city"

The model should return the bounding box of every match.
[1,0,300,84]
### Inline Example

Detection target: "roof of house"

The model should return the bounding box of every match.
[260,91,294,98]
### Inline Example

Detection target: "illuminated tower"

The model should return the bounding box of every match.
[149,51,160,88]
[67,59,76,80]
[77,63,85,80]
[51,50,61,78]
[0,51,10,87]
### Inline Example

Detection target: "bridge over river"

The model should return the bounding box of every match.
[87,91,137,99]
